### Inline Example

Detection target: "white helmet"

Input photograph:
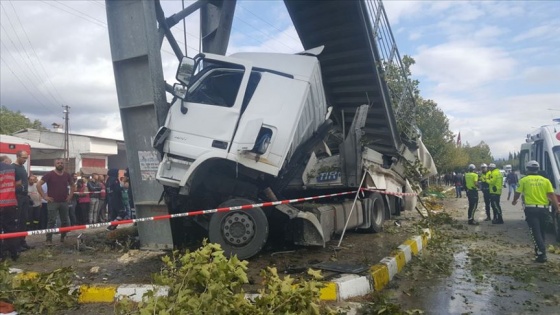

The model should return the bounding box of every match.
[526,160,539,170]
[468,164,475,170]
[489,163,496,168]
[480,163,487,168]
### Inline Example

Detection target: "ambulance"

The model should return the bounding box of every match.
[0,141,31,172]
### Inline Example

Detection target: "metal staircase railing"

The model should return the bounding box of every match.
[363,0,420,146]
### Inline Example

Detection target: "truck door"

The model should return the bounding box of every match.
[165,57,252,158]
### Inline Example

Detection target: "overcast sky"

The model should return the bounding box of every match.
[1,0,559,159]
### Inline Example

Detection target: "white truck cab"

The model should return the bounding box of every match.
[156,52,327,193]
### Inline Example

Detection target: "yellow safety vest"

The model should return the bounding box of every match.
[516,174,553,205]
[488,169,503,195]
[464,172,478,190]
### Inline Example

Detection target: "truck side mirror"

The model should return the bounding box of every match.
[176,57,195,86]
[172,83,187,100]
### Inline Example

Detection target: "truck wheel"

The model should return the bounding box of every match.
[364,193,385,233]
[209,198,269,260]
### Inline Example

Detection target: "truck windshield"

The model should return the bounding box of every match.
[187,60,245,108]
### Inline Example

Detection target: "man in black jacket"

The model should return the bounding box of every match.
[506,170,519,201]
[87,173,102,223]
[13,150,32,251]
[106,169,123,230]
[479,163,492,221]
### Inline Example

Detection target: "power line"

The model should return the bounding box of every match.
[39,0,106,28]
[0,56,58,114]
[7,1,67,105]
[0,39,60,112]
[0,4,60,106]
[238,2,300,43]
[85,0,106,9]
[53,0,107,26]
[231,15,300,52]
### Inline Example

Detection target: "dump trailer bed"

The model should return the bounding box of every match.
[285,0,400,156]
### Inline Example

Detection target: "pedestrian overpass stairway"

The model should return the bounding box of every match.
[284,0,416,156]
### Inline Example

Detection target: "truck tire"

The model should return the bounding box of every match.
[363,193,385,233]
[209,198,269,260]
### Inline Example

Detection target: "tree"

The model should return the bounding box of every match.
[383,56,460,173]
[415,97,456,170]
[435,142,469,172]
[463,141,493,169]
[0,106,46,134]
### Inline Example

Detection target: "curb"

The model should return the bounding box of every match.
[318,228,431,301]
[8,228,432,304]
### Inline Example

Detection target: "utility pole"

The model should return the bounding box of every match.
[62,105,70,164]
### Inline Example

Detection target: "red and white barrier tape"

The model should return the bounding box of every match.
[1,188,417,240]
[1,190,357,240]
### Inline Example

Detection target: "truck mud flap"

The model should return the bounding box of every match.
[292,212,326,247]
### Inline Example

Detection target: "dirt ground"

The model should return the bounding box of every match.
[39,191,558,315]
[10,207,425,291]
[10,225,164,286]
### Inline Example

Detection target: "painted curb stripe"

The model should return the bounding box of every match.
[423,228,432,239]
[392,250,407,272]
[412,235,423,252]
[116,284,169,302]
[403,239,419,255]
[334,274,371,300]
[13,272,39,281]
[319,282,337,301]
[380,256,398,280]
[79,285,117,303]
[370,264,390,292]
[397,244,412,262]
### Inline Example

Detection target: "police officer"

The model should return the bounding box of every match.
[488,163,504,224]
[479,163,492,221]
[463,164,479,225]
[512,160,560,263]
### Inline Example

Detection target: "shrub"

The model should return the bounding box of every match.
[115,240,336,315]
[0,263,78,314]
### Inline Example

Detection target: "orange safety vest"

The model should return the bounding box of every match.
[0,164,17,207]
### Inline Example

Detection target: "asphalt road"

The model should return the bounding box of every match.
[382,192,560,315]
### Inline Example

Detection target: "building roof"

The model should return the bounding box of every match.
[0,134,63,150]
[13,128,124,143]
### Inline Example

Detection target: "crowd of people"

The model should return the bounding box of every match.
[449,161,559,263]
[446,163,519,225]
[0,152,134,261]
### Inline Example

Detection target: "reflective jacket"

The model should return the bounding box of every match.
[488,168,503,195]
[463,172,479,191]
[479,171,490,190]
[0,163,17,207]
